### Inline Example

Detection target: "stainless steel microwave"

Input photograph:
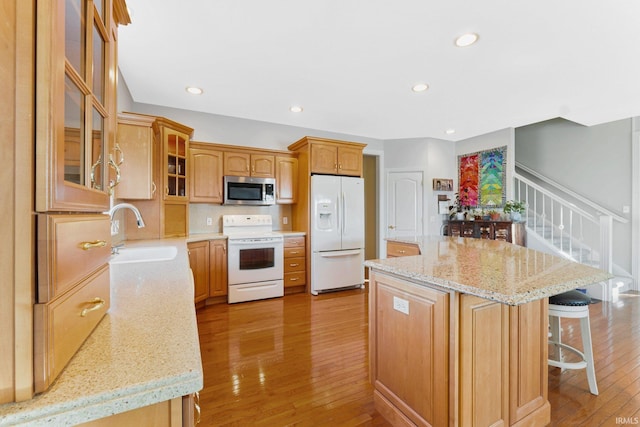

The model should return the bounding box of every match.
[224,176,276,206]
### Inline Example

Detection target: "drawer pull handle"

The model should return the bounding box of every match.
[290,251,300,254]
[290,277,299,281]
[289,263,299,267]
[81,297,105,317]
[79,240,107,250]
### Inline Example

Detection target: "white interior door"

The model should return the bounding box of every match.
[387,171,423,238]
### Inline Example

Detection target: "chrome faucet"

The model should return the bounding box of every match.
[107,203,146,228]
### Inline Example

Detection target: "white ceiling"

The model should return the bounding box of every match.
[118,0,640,142]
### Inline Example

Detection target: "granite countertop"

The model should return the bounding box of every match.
[367,236,612,305]
[0,239,203,426]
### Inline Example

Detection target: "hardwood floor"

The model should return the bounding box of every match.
[196,289,640,426]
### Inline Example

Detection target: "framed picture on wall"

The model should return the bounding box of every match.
[433,178,453,191]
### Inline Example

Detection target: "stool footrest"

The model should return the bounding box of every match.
[548,341,588,370]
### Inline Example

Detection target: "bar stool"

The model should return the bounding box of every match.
[548,290,598,395]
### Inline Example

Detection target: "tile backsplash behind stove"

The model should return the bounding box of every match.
[189,203,293,234]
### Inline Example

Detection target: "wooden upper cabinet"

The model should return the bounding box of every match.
[36,0,130,212]
[223,151,275,178]
[189,143,223,204]
[115,113,156,200]
[155,118,193,201]
[289,136,366,177]
[275,156,298,204]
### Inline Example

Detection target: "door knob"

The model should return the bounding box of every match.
[388,225,395,229]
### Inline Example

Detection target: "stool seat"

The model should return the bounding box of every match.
[549,290,591,306]
[548,290,598,395]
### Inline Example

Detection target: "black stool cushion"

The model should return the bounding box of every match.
[549,290,592,306]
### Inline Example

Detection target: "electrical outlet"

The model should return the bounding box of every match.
[206,217,213,226]
[393,296,409,315]
[282,216,288,225]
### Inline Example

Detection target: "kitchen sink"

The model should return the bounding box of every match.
[109,245,178,264]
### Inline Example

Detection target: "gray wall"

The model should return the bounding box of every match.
[515,117,633,273]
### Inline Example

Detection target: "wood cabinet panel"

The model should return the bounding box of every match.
[370,273,450,427]
[284,236,306,291]
[337,145,363,176]
[189,145,223,203]
[459,294,509,426]
[310,143,338,175]
[386,241,420,258]
[115,113,156,200]
[284,256,305,274]
[188,241,210,304]
[209,240,228,297]
[78,397,184,427]
[34,265,110,393]
[223,151,250,176]
[275,156,297,204]
[251,154,275,178]
[37,214,111,302]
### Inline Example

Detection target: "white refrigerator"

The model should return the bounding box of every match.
[310,175,365,295]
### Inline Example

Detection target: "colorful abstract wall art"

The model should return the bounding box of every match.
[458,146,506,208]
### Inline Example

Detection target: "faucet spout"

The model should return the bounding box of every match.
[107,203,146,228]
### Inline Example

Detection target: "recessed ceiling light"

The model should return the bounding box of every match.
[412,83,429,92]
[186,86,203,95]
[455,33,479,47]
[289,105,303,113]
[445,128,456,135]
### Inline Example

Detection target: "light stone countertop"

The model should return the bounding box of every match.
[0,239,203,426]
[367,236,612,305]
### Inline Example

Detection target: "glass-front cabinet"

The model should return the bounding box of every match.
[37,0,128,212]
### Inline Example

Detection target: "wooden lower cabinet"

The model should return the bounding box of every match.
[386,241,420,258]
[368,271,550,426]
[188,239,228,305]
[78,394,198,426]
[284,236,306,293]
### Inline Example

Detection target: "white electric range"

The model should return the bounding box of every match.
[223,215,284,304]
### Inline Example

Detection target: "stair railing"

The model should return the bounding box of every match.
[513,164,627,273]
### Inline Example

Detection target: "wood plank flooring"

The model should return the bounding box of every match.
[196,289,640,426]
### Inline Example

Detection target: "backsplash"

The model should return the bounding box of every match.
[189,203,293,234]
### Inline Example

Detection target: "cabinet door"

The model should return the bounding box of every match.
[189,148,223,203]
[337,145,363,176]
[116,114,156,200]
[188,241,209,304]
[369,272,449,427]
[275,156,297,204]
[36,0,115,211]
[223,151,250,176]
[163,128,189,200]
[209,240,228,297]
[310,143,338,174]
[250,154,275,178]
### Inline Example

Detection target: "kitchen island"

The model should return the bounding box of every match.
[365,236,611,427]
[0,239,203,426]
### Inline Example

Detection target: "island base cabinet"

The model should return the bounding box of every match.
[369,272,450,427]
[368,271,550,427]
[78,395,197,426]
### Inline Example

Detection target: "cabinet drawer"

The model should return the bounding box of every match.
[284,236,305,248]
[34,264,110,393]
[386,241,420,258]
[284,257,305,273]
[284,271,306,288]
[37,214,111,302]
[284,246,305,258]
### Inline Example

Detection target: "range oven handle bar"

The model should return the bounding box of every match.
[227,239,283,245]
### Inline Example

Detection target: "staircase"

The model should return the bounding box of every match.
[514,163,632,301]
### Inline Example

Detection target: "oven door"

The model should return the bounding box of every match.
[227,238,284,285]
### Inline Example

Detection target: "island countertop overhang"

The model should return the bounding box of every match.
[366,236,612,305]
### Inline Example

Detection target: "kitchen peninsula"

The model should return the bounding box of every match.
[365,236,612,426]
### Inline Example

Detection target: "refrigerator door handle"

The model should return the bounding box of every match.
[341,191,346,235]
[319,250,361,257]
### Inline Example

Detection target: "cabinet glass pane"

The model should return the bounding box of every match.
[92,22,105,104]
[65,0,85,76]
[64,74,85,185]
[91,107,105,190]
